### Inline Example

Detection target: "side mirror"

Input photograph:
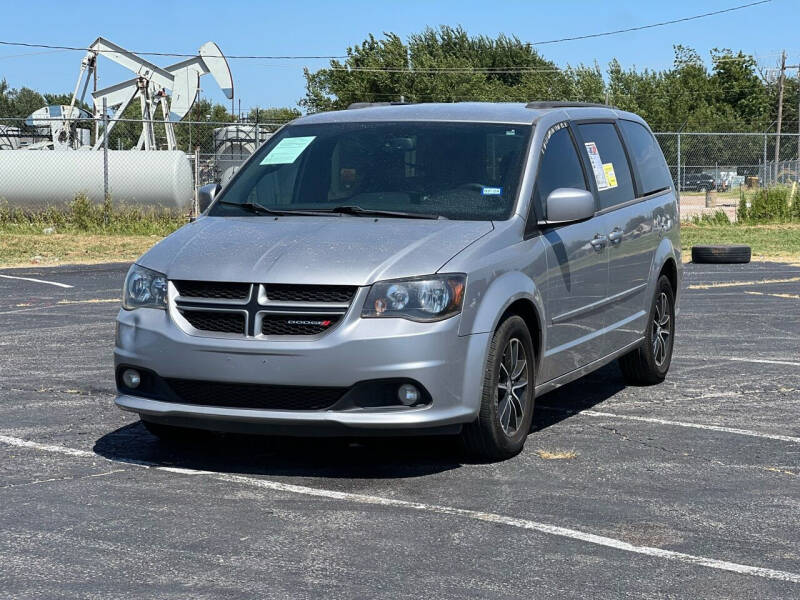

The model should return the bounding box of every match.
[541,188,595,225]
[197,183,221,213]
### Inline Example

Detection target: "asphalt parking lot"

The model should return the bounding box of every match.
[1,260,798,599]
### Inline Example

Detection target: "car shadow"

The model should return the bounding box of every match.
[93,422,468,479]
[531,362,626,431]
[93,363,626,477]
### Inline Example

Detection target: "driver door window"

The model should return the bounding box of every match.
[528,125,588,233]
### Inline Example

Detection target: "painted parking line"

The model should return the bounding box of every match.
[687,277,800,290]
[0,434,799,584]
[676,355,800,367]
[538,407,800,444]
[0,274,74,288]
[745,291,800,300]
[0,298,119,315]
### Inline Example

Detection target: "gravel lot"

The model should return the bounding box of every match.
[1,261,798,599]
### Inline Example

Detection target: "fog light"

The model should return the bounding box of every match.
[397,383,420,406]
[122,368,141,389]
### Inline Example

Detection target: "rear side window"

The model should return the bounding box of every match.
[531,125,587,222]
[576,123,635,210]
[619,120,672,196]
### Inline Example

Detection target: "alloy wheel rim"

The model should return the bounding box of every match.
[497,337,528,436]
[652,292,671,367]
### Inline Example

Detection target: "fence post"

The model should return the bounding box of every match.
[763,133,768,186]
[194,146,200,218]
[676,132,681,195]
[102,98,109,214]
[254,108,259,147]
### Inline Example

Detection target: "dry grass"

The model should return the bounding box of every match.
[0,234,163,268]
[536,449,579,460]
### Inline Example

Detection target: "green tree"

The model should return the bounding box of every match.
[302,26,575,112]
[7,87,46,118]
[246,106,301,130]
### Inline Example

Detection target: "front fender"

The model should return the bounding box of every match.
[459,270,545,338]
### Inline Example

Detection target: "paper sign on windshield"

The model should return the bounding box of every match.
[261,136,316,165]
[584,141,609,190]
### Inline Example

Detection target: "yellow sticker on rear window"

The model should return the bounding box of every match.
[602,163,618,188]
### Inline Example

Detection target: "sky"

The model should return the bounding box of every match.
[0,0,796,115]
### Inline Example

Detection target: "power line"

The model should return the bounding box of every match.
[0,40,345,60]
[0,1,772,63]
[529,0,772,45]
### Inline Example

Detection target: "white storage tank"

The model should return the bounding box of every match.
[0,125,20,150]
[0,150,193,209]
[213,124,272,181]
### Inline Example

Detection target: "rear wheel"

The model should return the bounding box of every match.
[618,275,675,385]
[462,315,535,461]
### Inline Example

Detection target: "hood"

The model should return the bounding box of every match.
[139,216,493,285]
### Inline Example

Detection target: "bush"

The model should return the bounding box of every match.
[691,210,730,226]
[747,186,790,222]
[0,194,185,236]
[737,189,749,222]
[792,186,800,221]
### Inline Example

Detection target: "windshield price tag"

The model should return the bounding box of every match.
[482,187,503,196]
[261,136,316,165]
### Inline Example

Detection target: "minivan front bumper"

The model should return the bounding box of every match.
[114,305,490,434]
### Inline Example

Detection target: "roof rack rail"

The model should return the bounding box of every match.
[347,101,413,109]
[525,101,618,110]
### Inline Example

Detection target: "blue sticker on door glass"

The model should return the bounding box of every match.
[482,187,503,196]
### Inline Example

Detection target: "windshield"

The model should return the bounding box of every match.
[209,121,532,221]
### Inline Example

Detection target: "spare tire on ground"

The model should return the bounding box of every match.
[691,245,751,264]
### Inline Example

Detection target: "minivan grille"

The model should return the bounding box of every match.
[164,378,346,410]
[179,310,245,334]
[172,281,356,339]
[263,284,356,303]
[173,280,251,300]
[261,314,341,336]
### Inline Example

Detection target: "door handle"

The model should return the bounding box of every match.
[608,228,623,244]
[590,234,607,250]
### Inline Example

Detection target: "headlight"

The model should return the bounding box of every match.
[122,264,167,310]
[362,274,466,321]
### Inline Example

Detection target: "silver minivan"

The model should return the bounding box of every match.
[115,102,680,460]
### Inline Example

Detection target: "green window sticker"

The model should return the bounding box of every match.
[261,136,316,165]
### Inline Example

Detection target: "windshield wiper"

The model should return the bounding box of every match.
[319,205,445,219]
[217,200,443,219]
[217,200,333,217]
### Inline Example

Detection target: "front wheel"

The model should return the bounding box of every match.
[618,275,675,385]
[462,315,535,461]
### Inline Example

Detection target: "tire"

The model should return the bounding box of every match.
[691,245,751,264]
[140,419,208,444]
[618,275,675,385]
[462,315,535,461]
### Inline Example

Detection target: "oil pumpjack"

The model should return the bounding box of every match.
[28,36,234,151]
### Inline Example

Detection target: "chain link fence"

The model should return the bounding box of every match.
[0,116,290,215]
[654,132,800,192]
[2,115,800,216]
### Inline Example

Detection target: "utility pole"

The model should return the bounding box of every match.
[775,52,800,182]
[774,50,787,181]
